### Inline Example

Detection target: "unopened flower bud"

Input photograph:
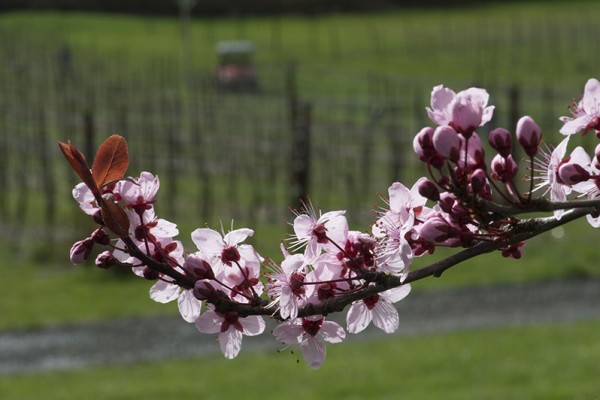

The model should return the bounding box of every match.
[419,215,453,244]
[433,125,462,162]
[414,127,444,168]
[91,228,110,245]
[143,266,160,280]
[516,116,542,157]
[469,168,488,194]
[184,254,215,280]
[438,192,457,214]
[92,209,104,225]
[463,132,486,169]
[95,251,116,269]
[70,238,94,264]
[491,154,518,183]
[489,128,512,157]
[417,179,440,201]
[558,163,591,185]
[193,280,217,301]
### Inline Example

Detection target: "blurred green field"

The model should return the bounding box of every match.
[3,1,600,91]
[1,2,600,398]
[1,319,599,399]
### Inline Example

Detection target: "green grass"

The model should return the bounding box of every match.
[1,319,599,399]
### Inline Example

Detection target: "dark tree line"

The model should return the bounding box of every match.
[0,0,558,17]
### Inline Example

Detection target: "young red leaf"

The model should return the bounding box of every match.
[92,135,129,188]
[58,141,101,201]
[101,194,130,238]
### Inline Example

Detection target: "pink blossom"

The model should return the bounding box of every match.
[427,85,494,136]
[195,309,265,359]
[216,255,263,303]
[373,180,428,277]
[191,227,261,274]
[116,171,160,213]
[127,208,179,242]
[560,78,600,136]
[266,253,308,319]
[303,254,353,302]
[291,205,348,260]
[346,285,411,334]
[532,137,572,219]
[272,316,345,369]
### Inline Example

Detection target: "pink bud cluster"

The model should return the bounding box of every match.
[66,79,600,369]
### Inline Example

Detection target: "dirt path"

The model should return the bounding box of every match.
[1,278,599,375]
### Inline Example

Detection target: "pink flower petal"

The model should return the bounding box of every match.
[319,321,345,343]
[323,214,348,251]
[583,78,600,115]
[279,286,298,320]
[241,315,265,336]
[560,116,590,135]
[430,85,455,114]
[388,182,411,213]
[219,329,243,359]
[177,290,201,323]
[383,284,412,303]
[195,310,223,334]
[273,321,303,344]
[371,300,399,333]
[149,280,180,304]
[300,337,326,369]
[293,214,315,240]
[346,302,372,334]
[317,210,346,224]
[191,228,224,256]
[281,253,305,275]
[224,228,254,246]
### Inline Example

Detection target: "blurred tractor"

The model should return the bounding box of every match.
[215,40,259,92]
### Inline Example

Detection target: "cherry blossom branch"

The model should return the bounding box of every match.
[62,78,600,368]
[192,206,594,319]
[478,197,600,217]
[122,237,195,289]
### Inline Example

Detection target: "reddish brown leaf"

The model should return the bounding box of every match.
[101,195,131,238]
[58,141,100,200]
[92,135,129,188]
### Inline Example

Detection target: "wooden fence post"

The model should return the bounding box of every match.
[83,111,95,162]
[290,101,312,210]
[287,62,312,209]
